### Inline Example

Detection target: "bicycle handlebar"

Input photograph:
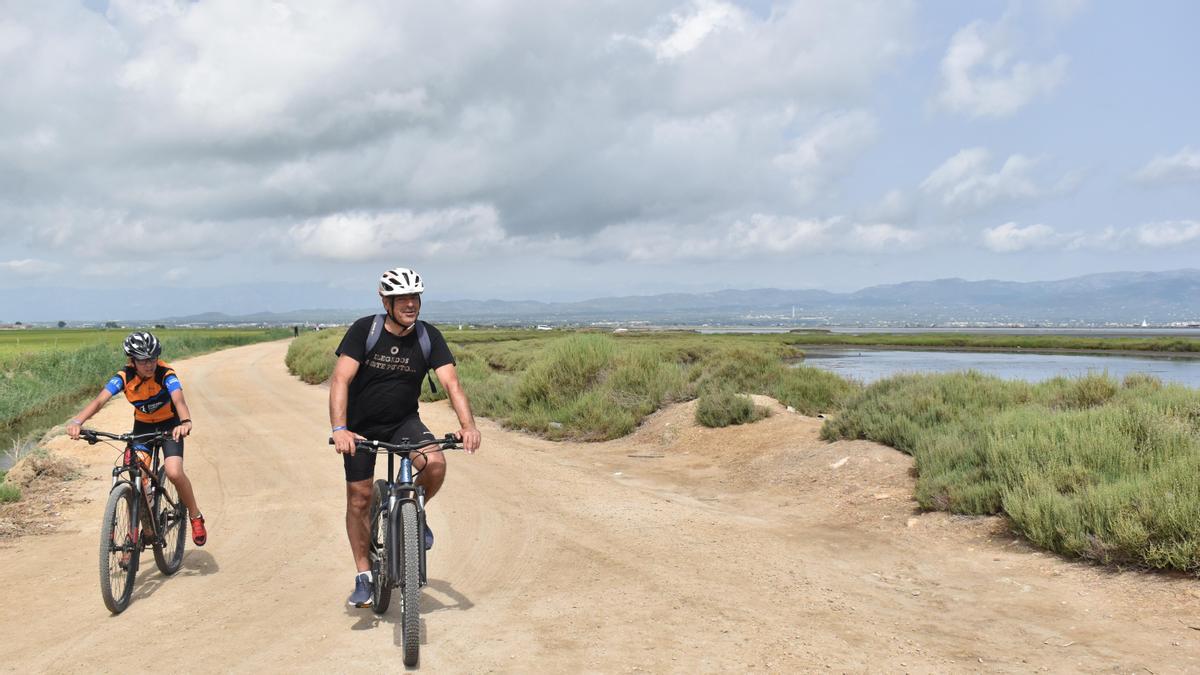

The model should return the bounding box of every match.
[78,429,171,445]
[327,433,461,453]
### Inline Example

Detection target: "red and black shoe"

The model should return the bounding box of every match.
[190,514,207,546]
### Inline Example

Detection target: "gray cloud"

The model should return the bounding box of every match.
[0,0,914,270]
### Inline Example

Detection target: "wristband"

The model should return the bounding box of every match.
[70,419,83,426]
[178,418,192,424]
[332,425,348,432]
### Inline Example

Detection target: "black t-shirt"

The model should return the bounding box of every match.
[335,316,455,435]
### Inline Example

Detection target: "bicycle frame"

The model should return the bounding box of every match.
[92,431,177,551]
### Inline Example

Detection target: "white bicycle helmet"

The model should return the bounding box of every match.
[123,331,162,360]
[379,267,424,296]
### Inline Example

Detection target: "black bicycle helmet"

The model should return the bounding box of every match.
[123,331,162,360]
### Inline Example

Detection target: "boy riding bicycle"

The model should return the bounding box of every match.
[67,331,208,546]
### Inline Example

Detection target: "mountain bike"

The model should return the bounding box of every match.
[332,433,460,667]
[79,429,188,614]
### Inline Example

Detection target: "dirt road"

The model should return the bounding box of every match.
[2,341,1198,673]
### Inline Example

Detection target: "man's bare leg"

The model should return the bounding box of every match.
[346,479,372,573]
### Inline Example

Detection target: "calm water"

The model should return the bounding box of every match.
[801,348,1200,387]
[695,326,1200,337]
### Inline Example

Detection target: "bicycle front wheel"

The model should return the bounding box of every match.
[370,480,392,613]
[99,482,138,614]
[152,467,186,575]
[401,500,421,666]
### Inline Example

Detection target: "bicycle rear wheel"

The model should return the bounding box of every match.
[370,480,392,613]
[152,467,186,575]
[99,482,138,614]
[400,500,421,666]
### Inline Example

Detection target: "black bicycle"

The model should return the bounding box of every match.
[332,433,460,666]
[79,429,188,614]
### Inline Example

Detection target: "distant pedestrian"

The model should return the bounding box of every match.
[294,325,299,337]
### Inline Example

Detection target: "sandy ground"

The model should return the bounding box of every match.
[1,340,1199,674]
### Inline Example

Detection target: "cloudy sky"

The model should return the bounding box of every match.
[1,0,1198,312]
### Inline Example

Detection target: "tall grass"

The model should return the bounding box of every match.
[0,481,19,503]
[696,388,768,427]
[823,371,1200,572]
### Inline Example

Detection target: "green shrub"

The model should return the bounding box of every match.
[284,329,345,385]
[1043,372,1119,409]
[0,481,20,503]
[1122,372,1163,391]
[696,388,768,428]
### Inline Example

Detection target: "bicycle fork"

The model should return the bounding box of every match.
[387,492,402,583]
[387,488,428,588]
[417,488,428,586]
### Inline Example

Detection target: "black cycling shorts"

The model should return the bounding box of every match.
[132,418,184,459]
[344,414,436,483]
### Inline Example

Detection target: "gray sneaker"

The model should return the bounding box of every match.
[347,573,372,608]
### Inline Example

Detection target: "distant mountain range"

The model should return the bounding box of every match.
[4,270,1200,326]
[427,269,1200,325]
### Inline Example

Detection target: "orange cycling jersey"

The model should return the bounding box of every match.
[104,361,183,424]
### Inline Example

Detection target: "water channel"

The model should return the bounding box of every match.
[800,347,1200,387]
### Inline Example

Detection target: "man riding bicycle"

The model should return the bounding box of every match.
[330,267,481,608]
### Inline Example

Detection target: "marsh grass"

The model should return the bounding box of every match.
[696,388,769,427]
[823,370,1200,572]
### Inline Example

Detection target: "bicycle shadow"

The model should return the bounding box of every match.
[421,578,474,613]
[128,550,219,602]
[343,578,473,655]
[179,550,220,576]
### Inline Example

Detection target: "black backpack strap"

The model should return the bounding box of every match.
[364,313,386,356]
[415,321,438,394]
